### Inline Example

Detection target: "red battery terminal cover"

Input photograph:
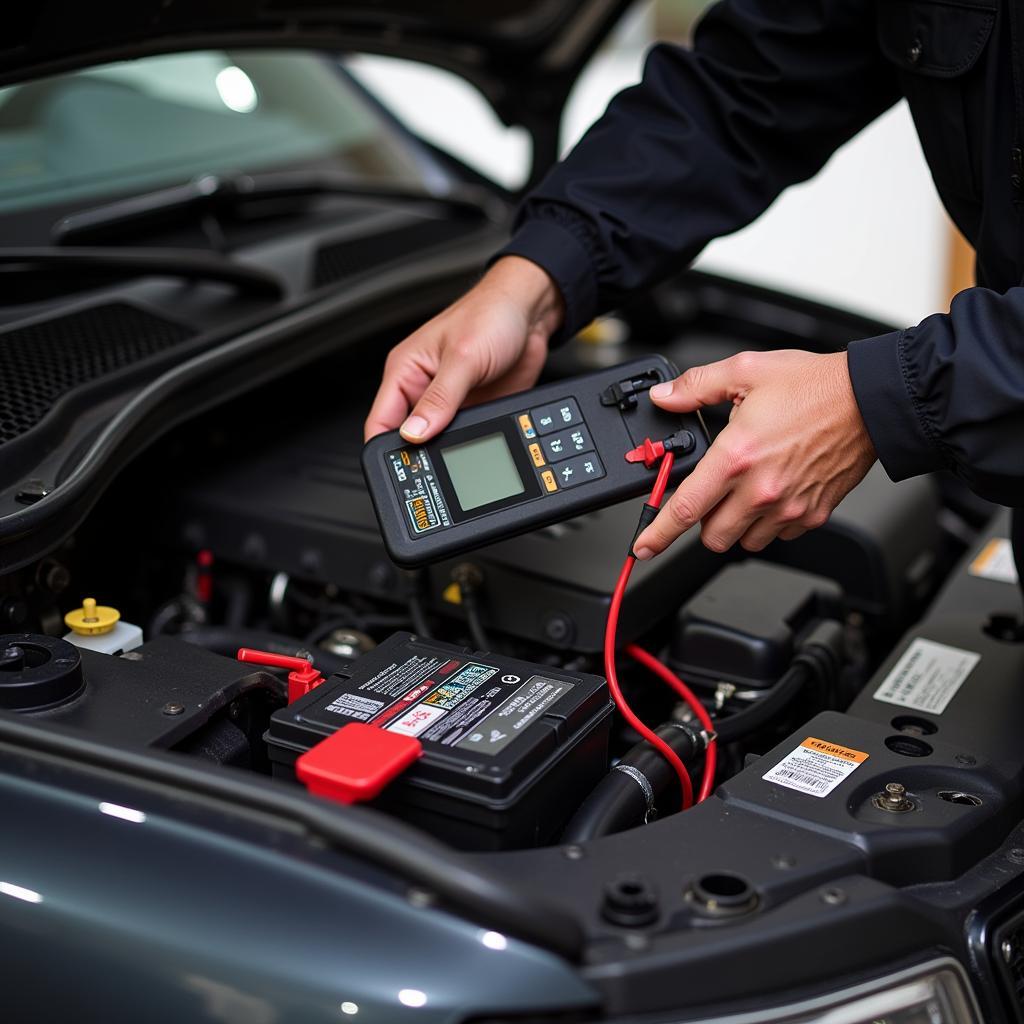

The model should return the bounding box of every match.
[236,647,325,704]
[295,723,423,804]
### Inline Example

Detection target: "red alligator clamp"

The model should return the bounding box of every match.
[236,648,324,704]
[235,647,422,805]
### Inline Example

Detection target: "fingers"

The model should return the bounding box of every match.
[363,346,432,441]
[632,448,734,559]
[400,346,483,442]
[648,352,758,413]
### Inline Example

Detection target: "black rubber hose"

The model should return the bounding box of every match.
[177,627,351,677]
[562,722,704,843]
[714,619,845,745]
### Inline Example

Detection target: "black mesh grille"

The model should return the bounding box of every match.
[313,219,475,288]
[0,303,194,446]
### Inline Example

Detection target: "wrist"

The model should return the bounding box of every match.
[487,256,565,338]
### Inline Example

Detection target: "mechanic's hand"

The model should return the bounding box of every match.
[633,350,877,558]
[364,256,565,442]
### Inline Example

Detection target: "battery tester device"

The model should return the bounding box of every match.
[362,355,710,568]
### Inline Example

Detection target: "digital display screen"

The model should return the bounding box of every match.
[440,432,525,511]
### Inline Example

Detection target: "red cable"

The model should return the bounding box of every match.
[625,644,717,802]
[604,451,695,811]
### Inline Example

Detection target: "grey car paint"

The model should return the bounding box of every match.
[0,760,598,1022]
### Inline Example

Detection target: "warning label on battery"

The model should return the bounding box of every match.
[423,662,497,709]
[457,675,573,755]
[306,648,573,757]
[322,692,385,721]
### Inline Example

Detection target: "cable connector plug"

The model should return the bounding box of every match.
[625,438,665,468]
[625,431,696,469]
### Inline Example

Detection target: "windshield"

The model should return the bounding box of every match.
[0,50,436,216]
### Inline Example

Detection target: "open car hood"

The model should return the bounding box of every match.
[2,0,634,173]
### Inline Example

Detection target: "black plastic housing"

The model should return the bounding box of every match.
[669,561,843,689]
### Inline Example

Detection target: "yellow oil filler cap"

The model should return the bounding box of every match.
[65,597,120,636]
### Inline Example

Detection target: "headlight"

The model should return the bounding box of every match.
[684,960,981,1024]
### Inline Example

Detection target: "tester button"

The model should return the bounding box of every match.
[542,426,593,462]
[541,469,559,493]
[530,398,581,435]
[554,453,605,488]
[518,413,536,439]
[528,443,546,468]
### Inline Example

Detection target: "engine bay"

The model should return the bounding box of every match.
[3,274,1024,1019]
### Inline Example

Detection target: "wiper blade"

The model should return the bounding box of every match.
[0,247,285,301]
[52,172,500,246]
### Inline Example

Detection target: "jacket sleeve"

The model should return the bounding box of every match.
[495,0,900,338]
[848,288,1024,507]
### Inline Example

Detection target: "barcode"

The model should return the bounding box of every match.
[769,768,830,791]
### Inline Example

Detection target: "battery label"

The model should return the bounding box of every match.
[389,703,447,736]
[387,447,452,538]
[322,692,385,722]
[305,647,576,758]
[423,662,497,709]
[457,675,572,754]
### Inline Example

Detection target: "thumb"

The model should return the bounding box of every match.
[400,348,481,443]
[648,354,756,413]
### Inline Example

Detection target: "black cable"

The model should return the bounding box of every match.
[461,586,492,652]
[562,722,705,843]
[713,620,845,745]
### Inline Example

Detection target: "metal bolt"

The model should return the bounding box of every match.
[821,887,847,906]
[872,781,915,813]
[161,702,185,716]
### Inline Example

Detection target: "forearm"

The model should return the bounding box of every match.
[498,0,899,336]
[848,285,1024,506]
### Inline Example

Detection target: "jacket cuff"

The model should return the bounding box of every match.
[491,219,599,347]
[847,330,946,482]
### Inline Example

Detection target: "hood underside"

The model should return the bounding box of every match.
[2,0,633,127]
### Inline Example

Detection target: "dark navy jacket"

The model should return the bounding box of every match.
[498,0,1024,508]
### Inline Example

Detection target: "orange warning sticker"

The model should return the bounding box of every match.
[799,737,869,763]
[762,736,869,798]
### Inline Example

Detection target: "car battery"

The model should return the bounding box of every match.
[266,632,613,850]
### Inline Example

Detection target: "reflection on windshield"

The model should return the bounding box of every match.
[0,50,431,214]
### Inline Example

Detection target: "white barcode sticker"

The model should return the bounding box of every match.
[969,538,1019,585]
[762,737,869,798]
[872,638,979,715]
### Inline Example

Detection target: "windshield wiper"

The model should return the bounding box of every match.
[0,247,285,301]
[52,172,501,246]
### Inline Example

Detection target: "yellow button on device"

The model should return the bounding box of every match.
[541,470,558,493]
[529,443,545,468]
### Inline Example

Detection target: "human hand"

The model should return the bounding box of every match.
[633,350,877,557]
[364,256,564,442]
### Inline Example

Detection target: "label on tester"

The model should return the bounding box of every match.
[763,737,869,798]
[315,651,571,756]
